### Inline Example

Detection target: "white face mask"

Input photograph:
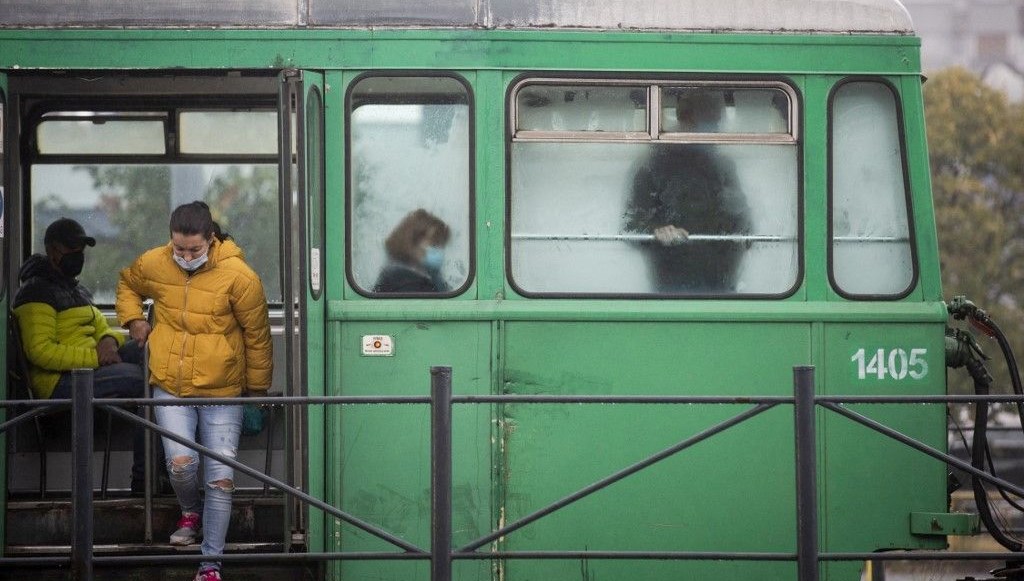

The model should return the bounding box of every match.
[173,252,208,272]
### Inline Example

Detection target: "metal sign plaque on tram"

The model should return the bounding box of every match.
[361,335,394,356]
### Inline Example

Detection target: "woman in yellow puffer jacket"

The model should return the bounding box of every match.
[115,201,271,581]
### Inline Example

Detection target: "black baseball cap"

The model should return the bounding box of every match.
[44,218,96,248]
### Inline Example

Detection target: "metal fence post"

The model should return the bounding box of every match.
[794,365,819,581]
[431,366,453,581]
[71,368,95,581]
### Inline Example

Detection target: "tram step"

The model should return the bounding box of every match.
[4,494,286,546]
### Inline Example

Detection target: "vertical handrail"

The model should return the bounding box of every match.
[71,368,94,581]
[431,366,453,581]
[143,300,154,544]
[793,366,819,581]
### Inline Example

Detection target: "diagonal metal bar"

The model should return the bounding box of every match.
[458,402,779,552]
[102,404,427,555]
[451,550,797,561]
[820,402,1024,498]
[0,405,56,435]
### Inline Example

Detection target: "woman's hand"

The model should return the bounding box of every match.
[128,319,152,344]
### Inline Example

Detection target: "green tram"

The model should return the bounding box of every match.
[0,1,966,579]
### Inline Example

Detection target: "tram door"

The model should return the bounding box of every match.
[277,70,327,549]
[0,71,7,526]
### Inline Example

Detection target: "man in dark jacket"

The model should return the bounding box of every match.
[13,217,148,491]
[625,90,751,293]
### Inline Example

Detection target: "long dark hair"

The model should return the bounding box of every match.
[169,201,230,242]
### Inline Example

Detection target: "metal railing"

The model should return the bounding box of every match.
[5,365,1024,580]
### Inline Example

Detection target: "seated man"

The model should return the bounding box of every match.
[13,217,148,492]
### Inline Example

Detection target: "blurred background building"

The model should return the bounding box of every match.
[903,0,1024,100]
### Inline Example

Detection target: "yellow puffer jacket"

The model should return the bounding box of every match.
[116,238,272,398]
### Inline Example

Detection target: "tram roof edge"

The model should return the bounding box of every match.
[0,0,915,35]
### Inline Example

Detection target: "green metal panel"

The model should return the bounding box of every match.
[500,321,809,579]
[909,512,979,536]
[329,320,493,580]
[0,29,919,75]
[300,69,328,556]
[821,323,948,550]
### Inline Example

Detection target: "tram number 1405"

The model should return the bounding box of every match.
[851,348,929,381]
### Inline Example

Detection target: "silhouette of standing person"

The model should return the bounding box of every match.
[625,90,751,293]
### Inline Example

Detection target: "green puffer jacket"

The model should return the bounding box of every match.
[13,254,124,399]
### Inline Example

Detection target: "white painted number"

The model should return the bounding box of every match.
[851,348,928,380]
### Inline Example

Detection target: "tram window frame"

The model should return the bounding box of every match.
[24,98,283,306]
[35,112,169,156]
[344,72,475,299]
[177,109,279,157]
[305,84,325,300]
[0,91,5,297]
[827,77,918,300]
[507,76,803,299]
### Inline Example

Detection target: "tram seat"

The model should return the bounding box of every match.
[7,311,114,499]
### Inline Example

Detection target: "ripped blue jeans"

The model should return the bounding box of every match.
[153,386,242,570]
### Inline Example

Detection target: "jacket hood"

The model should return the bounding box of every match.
[18,253,59,283]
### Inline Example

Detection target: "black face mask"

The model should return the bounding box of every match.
[58,251,85,278]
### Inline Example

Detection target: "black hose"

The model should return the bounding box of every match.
[969,357,1024,551]
[979,316,1024,428]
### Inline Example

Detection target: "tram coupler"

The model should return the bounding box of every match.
[945,326,989,370]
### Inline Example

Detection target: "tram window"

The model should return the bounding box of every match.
[829,81,914,297]
[29,105,281,305]
[660,87,791,136]
[516,84,648,135]
[347,75,471,296]
[37,114,166,155]
[509,80,799,297]
[179,111,278,155]
[30,163,281,304]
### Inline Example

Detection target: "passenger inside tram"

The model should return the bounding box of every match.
[12,217,151,493]
[625,89,752,293]
[373,209,452,293]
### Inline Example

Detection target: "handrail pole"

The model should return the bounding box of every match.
[793,366,819,581]
[143,302,154,544]
[431,366,453,581]
[71,368,95,581]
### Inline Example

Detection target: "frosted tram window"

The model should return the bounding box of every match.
[516,85,647,134]
[348,76,471,295]
[510,81,799,296]
[830,81,914,297]
[660,87,792,135]
[179,111,278,155]
[37,114,166,155]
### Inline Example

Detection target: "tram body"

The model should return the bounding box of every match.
[0,1,949,579]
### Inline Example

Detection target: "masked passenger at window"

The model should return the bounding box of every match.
[116,201,272,581]
[374,209,451,293]
[624,90,751,293]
